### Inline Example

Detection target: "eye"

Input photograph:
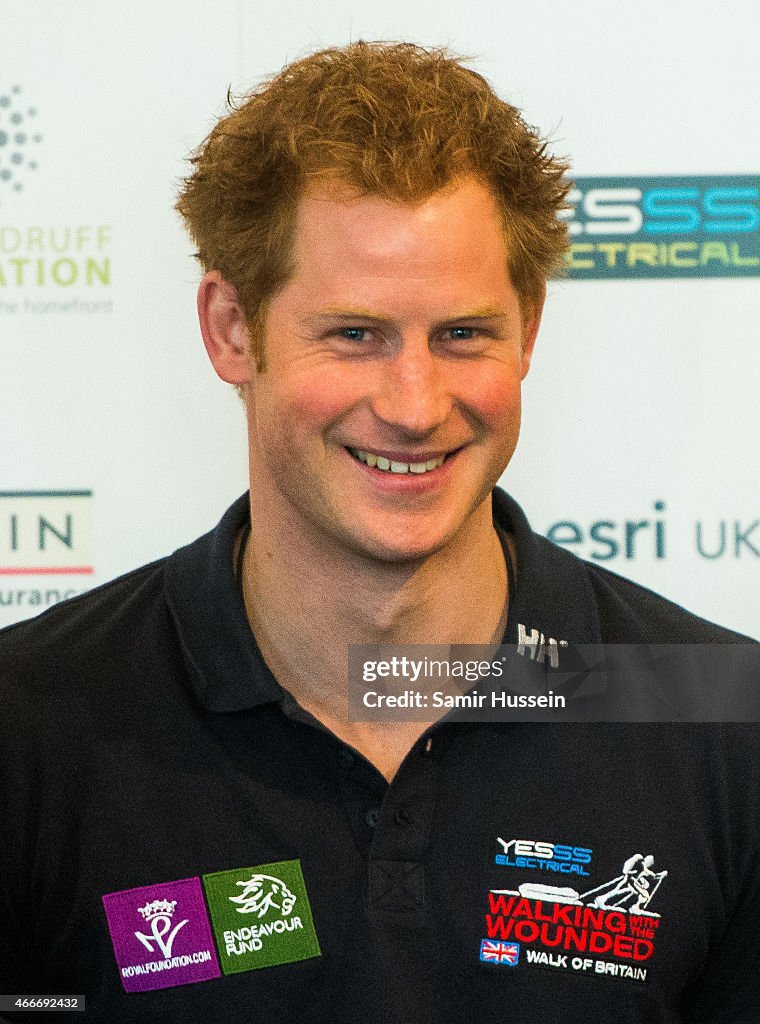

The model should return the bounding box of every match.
[339,327,368,342]
[446,327,477,341]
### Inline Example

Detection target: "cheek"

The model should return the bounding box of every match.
[261,365,368,434]
[454,363,523,426]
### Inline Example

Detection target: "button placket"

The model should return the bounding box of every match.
[364,739,442,919]
[332,743,389,854]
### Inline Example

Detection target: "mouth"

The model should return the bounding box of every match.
[346,447,454,476]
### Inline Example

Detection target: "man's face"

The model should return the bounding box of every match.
[244,175,542,563]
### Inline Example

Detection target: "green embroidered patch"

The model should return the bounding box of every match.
[202,859,321,974]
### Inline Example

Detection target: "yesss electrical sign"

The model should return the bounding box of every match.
[562,176,759,278]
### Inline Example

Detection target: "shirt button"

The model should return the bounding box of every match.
[394,808,411,826]
[365,808,380,828]
[337,748,356,769]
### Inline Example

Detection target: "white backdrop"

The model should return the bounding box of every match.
[1,0,758,637]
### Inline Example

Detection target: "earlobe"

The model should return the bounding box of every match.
[197,271,253,385]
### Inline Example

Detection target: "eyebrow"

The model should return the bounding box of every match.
[302,306,511,328]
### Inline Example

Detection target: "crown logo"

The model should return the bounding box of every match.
[137,899,177,921]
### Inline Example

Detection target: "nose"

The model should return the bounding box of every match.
[371,335,453,437]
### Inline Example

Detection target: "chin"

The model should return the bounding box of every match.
[346,523,455,565]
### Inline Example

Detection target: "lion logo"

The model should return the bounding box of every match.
[228,873,297,918]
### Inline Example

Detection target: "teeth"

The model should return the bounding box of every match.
[351,449,446,474]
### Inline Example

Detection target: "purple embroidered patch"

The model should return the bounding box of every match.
[102,877,220,993]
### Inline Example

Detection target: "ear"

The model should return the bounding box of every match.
[197,271,254,385]
[519,284,546,380]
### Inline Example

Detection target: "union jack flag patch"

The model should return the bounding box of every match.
[479,939,520,966]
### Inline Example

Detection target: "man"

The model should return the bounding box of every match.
[0,41,758,1023]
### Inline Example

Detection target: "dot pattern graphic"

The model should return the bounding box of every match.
[0,78,42,204]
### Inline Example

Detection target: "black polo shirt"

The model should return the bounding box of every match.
[1,488,758,1023]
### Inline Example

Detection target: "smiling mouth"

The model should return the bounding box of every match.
[347,447,451,475]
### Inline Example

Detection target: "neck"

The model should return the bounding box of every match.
[244,488,507,630]
[239,489,510,780]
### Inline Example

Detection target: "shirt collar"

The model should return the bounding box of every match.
[493,488,603,649]
[165,488,603,713]
[165,493,283,712]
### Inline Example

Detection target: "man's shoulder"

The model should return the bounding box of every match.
[0,557,170,679]
[534,531,755,643]
[494,487,756,645]
[0,558,177,765]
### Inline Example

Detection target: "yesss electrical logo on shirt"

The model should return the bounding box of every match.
[562,176,759,278]
[495,838,593,877]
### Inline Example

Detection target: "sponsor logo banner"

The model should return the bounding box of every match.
[0,490,93,574]
[202,860,321,975]
[544,501,760,564]
[563,176,759,278]
[495,838,593,878]
[0,74,114,316]
[0,79,41,203]
[482,850,667,984]
[0,224,113,315]
[0,490,94,624]
[102,877,221,993]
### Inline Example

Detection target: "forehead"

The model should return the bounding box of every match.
[289,175,508,280]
